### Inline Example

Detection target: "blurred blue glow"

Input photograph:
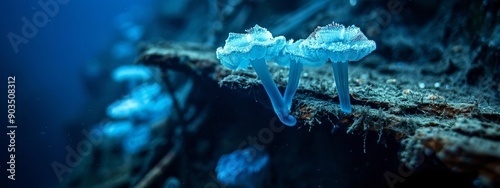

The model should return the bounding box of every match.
[216,147,270,187]
[0,1,153,186]
[107,83,173,121]
[122,125,151,154]
[111,65,152,82]
[111,41,136,59]
[102,121,134,138]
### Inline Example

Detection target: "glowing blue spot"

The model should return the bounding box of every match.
[124,25,144,41]
[112,65,152,82]
[107,98,143,119]
[216,147,269,187]
[106,83,172,120]
[111,41,135,59]
[102,121,133,138]
[350,0,357,6]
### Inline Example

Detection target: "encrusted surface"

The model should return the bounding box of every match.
[401,118,500,186]
[138,41,500,186]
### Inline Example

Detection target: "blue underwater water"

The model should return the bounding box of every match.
[1,0,499,188]
[0,0,152,187]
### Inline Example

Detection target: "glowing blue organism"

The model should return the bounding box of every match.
[145,93,174,122]
[106,83,173,121]
[111,65,152,82]
[273,39,308,110]
[216,25,286,69]
[300,22,376,113]
[106,97,142,119]
[216,22,375,123]
[129,82,162,102]
[216,25,297,126]
[102,121,133,138]
[216,147,269,188]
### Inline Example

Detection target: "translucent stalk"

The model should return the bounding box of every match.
[331,61,351,113]
[251,59,296,126]
[284,60,303,110]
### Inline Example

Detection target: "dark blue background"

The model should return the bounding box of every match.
[0,0,148,187]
